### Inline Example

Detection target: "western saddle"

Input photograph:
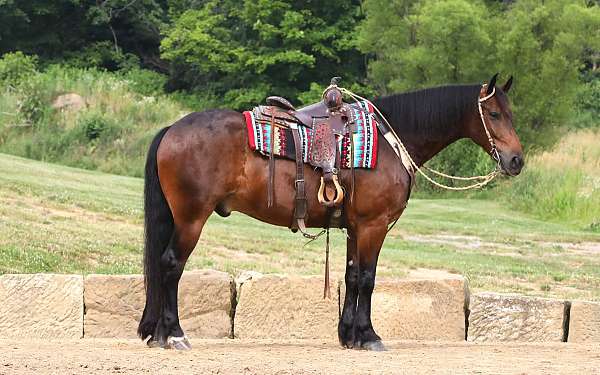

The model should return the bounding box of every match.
[251,77,358,236]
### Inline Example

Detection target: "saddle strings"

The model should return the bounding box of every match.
[338,87,500,191]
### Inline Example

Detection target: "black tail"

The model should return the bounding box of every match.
[137,126,173,340]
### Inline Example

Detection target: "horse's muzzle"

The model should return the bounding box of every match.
[500,152,524,176]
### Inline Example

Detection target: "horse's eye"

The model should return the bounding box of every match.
[490,111,500,119]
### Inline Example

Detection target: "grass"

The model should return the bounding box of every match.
[1,152,599,301]
[501,129,600,230]
[0,65,189,177]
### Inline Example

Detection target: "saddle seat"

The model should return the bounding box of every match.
[265,97,332,129]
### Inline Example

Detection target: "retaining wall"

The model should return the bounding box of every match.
[0,272,598,342]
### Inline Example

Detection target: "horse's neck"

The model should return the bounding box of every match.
[404,129,463,167]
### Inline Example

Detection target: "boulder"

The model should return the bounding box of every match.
[0,274,83,338]
[468,292,567,342]
[84,270,234,338]
[234,275,339,339]
[341,276,467,341]
[568,300,600,342]
[52,93,86,112]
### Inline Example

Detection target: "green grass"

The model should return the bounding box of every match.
[1,152,599,301]
[0,65,189,177]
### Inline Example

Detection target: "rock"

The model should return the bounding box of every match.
[0,274,83,338]
[84,270,234,338]
[235,270,264,291]
[568,300,600,342]
[52,93,86,112]
[341,276,467,341]
[467,292,567,342]
[234,275,339,339]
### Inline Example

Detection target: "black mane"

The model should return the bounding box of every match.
[372,84,481,141]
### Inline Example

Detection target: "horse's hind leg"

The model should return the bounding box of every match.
[150,211,210,349]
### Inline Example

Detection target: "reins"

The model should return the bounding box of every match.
[339,86,501,191]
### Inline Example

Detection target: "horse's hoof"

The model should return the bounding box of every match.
[340,341,354,349]
[166,336,192,350]
[361,340,387,351]
[146,339,161,348]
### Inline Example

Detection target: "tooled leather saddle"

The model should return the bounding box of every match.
[250,77,356,236]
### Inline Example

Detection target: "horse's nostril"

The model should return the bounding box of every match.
[510,155,523,170]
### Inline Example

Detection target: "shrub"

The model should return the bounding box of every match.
[77,112,116,141]
[122,68,168,97]
[0,51,39,87]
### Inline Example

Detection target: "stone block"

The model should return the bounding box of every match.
[568,300,600,342]
[0,274,83,338]
[84,270,234,338]
[234,275,339,339]
[468,292,567,342]
[341,276,467,341]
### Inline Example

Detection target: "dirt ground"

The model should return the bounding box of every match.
[0,339,599,375]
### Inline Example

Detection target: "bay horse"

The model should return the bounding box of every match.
[137,74,523,351]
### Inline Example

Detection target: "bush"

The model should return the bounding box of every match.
[77,112,117,141]
[122,68,168,97]
[64,41,140,71]
[0,52,39,87]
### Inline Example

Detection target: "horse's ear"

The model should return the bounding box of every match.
[503,75,513,93]
[487,73,499,95]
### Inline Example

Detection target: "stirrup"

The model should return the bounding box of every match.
[317,175,344,207]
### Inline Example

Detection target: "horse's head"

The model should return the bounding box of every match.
[467,73,524,176]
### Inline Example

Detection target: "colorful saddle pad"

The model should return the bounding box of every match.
[243,100,378,169]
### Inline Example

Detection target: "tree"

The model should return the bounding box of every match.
[0,0,168,71]
[160,0,365,109]
[495,0,600,140]
[359,0,599,137]
[357,0,493,93]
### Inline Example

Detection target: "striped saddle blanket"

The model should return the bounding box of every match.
[243,100,378,169]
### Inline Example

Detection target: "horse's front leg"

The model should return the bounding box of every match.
[339,221,388,351]
[338,234,359,348]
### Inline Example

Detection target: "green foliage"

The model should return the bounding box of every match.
[495,0,600,140]
[359,0,599,181]
[0,51,39,87]
[0,0,166,71]
[574,79,600,128]
[0,65,185,177]
[63,41,141,71]
[161,0,365,109]
[358,0,492,92]
[121,68,168,97]
[78,111,116,141]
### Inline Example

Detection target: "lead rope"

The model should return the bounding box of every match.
[324,229,331,299]
[339,86,501,191]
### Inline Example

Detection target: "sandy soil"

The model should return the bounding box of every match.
[0,339,599,375]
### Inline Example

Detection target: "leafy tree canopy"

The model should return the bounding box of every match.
[358,0,599,145]
[160,0,365,109]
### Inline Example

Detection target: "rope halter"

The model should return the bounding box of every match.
[477,85,501,169]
